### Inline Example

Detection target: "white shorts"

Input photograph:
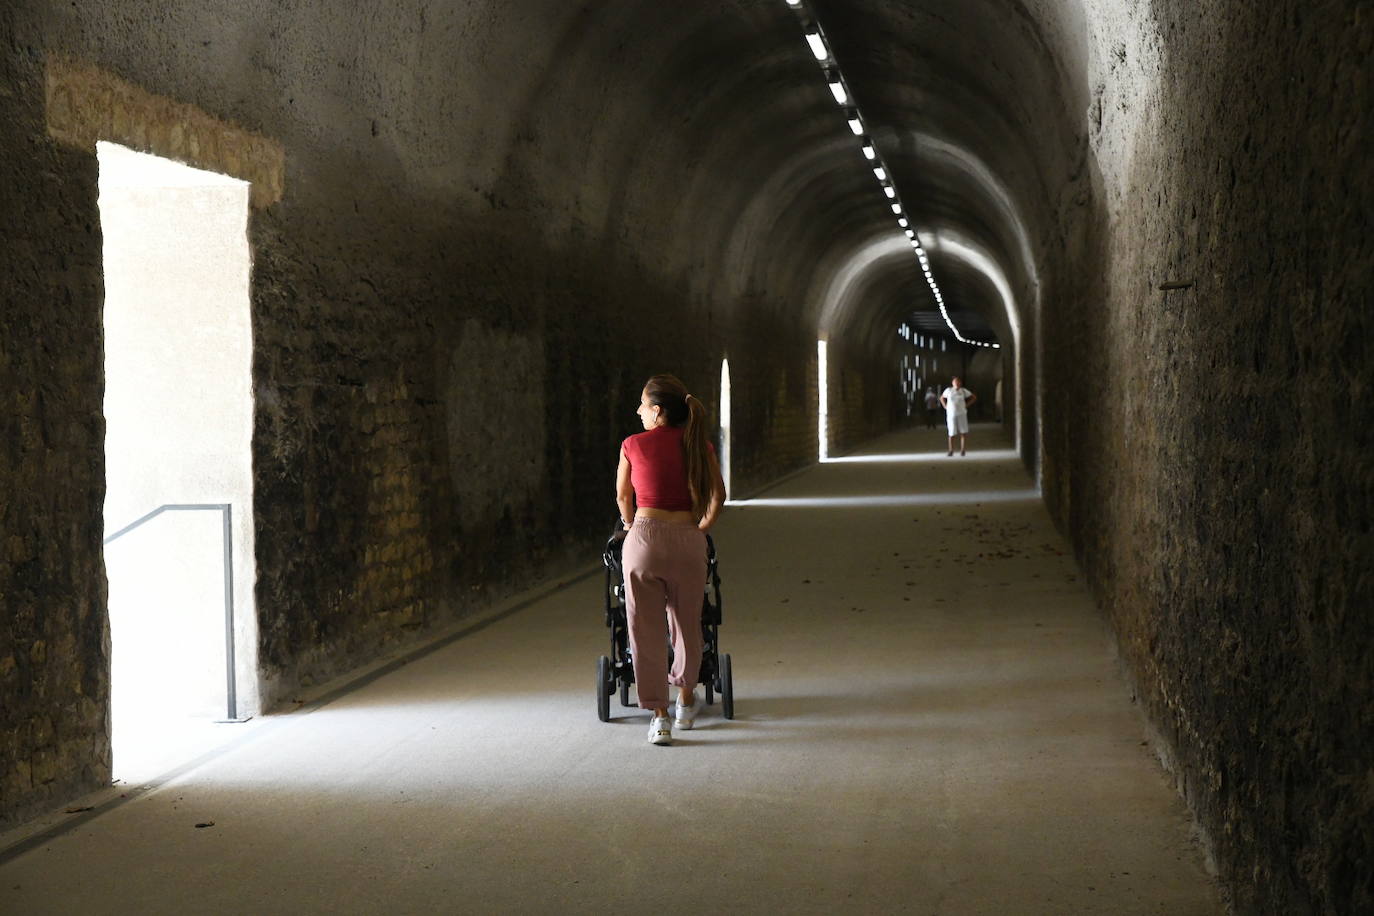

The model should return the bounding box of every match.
[947,412,969,435]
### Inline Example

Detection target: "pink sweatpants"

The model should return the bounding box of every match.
[622,517,708,710]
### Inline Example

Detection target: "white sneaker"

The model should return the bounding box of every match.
[674,693,704,730]
[648,716,672,746]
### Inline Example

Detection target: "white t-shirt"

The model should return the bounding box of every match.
[942,387,972,415]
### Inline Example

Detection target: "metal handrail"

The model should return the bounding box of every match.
[104,503,241,721]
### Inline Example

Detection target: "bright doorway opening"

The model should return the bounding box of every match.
[817,339,829,461]
[97,142,258,783]
[719,358,732,497]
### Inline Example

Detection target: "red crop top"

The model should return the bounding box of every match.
[621,425,714,512]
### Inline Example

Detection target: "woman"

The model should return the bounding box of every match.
[616,374,726,745]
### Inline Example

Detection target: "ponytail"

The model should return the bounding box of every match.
[682,394,714,520]
[642,374,716,520]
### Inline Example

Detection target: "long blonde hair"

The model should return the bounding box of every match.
[643,374,713,519]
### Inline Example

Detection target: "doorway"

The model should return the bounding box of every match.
[97,142,257,782]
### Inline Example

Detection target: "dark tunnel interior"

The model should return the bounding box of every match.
[0,0,1369,909]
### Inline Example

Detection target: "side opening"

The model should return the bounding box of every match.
[719,357,732,498]
[97,142,258,783]
[817,339,829,461]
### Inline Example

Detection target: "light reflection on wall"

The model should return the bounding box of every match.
[817,339,829,460]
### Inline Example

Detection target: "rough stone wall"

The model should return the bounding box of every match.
[726,328,820,495]
[0,22,111,826]
[828,340,901,457]
[1043,1,1373,910]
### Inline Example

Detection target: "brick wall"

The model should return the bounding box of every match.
[724,326,819,497]
[828,339,900,457]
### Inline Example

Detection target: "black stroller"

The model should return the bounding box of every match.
[597,525,735,721]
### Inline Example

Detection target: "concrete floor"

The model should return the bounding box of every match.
[0,426,1222,914]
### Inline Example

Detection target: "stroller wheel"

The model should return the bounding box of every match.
[720,653,734,720]
[597,656,612,722]
[705,677,714,706]
[619,679,633,708]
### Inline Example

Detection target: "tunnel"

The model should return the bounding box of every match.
[0,0,1369,912]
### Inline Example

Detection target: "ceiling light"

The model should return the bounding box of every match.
[805,31,828,60]
[790,5,999,350]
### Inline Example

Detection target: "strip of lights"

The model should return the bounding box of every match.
[783,1,1000,349]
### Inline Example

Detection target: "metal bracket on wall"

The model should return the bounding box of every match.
[103,503,248,723]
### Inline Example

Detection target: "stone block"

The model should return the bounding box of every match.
[5,761,33,798]
[31,749,59,786]
[29,716,54,747]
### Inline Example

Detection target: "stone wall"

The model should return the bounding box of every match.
[0,23,111,826]
[1042,1,1373,910]
[827,339,901,457]
[727,331,820,495]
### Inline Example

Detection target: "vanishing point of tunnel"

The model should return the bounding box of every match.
[0,1,1369,913]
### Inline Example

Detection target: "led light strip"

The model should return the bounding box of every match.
[784,1,1000,349]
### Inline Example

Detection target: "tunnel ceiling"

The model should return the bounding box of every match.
[542,0,1084,358]
[789,0,1080,350]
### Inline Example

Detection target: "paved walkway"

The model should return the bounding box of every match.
[0,425,1222,914]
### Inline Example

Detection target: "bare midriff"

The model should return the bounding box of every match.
[635,507,696,525]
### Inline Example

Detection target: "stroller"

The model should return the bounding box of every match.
[597,524,735,721]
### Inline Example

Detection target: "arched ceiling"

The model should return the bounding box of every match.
[786,0,1083,351]
[443,0,1092,361]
